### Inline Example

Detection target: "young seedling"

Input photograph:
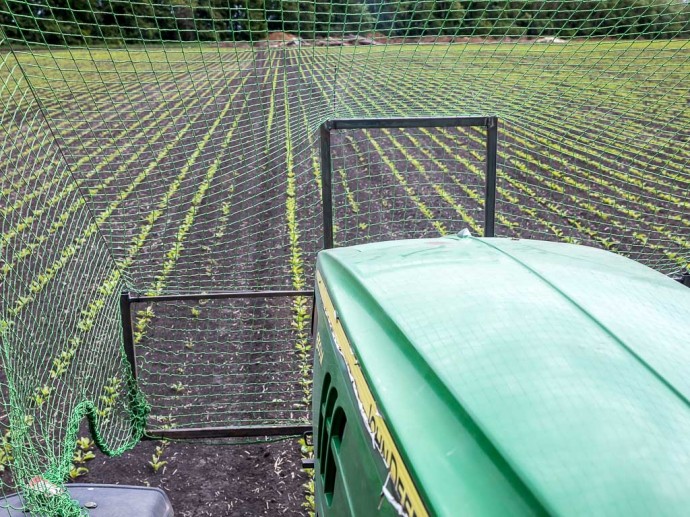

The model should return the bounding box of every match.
[302,479,315,517]
[69,436,95,479]
[98,376,121,422]
[72,449,95,464]
[148,443,168,474]
[156,414,177,430]
[0,431,12,473]
[69,464,89,480]
[170,381,186,393]
[31,385,53,407]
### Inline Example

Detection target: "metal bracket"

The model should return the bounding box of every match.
[676,272,690,288]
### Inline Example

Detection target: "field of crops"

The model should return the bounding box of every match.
[1,39,689,514]
[9,40,690,273]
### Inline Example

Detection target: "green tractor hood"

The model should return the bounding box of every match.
[316,236,690,516]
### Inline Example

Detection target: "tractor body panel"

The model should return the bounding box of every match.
[312,236,690,516]
[312,305,398,517]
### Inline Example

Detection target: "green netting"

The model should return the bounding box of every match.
[0,1,689,514]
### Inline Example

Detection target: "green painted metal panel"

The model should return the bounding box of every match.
[314,236,690,516]
[313,290,398,516]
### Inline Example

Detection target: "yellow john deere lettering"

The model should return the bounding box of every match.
[317,271,428,517]
[315,333,324,365]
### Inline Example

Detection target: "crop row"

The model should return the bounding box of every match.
[307,55,546,242]
[0,86,128,189]
[330,51,689,271]
[1,63,229,208]
[131,71,252,344]
[284,54,312,413]
[0,78,203,266]
[295,50,685,269]
[8,65,250,416]
[420,54,690,188]
[131,51,313,425]
[132,74,256,424]
[304,59,449,242]
[1,69,231,283]
[130,50,288,416]
[1,50,255,195]
[433,104,681,265]
[309,53,562,241]
[393,43,690,176]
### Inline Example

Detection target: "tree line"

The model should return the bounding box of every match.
[1,0,689,44]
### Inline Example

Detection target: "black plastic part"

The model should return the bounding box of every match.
[302,458,315,470]
[303,430,314,447]
[678,272,690,287]
[0,484,173,517]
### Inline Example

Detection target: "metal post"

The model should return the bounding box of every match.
[320,122,334,249]
[120,291,137,380]
[484,116,498,238]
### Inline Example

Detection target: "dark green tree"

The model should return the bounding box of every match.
[393,0,465,36]
[1,0,689,44]
[227,0,267,40]
[101,0,160,44]
[314,0,373,36]
[266,0,315,37]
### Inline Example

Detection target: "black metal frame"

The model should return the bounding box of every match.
[143,424,312,440]
[126,289,314,304]
[120,289,314,439]
[319,116,499,249]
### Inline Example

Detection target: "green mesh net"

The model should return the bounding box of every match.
[1,1,689,514]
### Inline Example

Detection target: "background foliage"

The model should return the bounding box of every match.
[1,0,689,43]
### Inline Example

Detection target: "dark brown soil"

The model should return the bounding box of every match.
[73,437,308,516]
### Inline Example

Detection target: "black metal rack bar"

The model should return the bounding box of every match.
[485,116,498,237]
[127,289,314,304]
[319,116,499,244]
[323,116,494,131]
[320,123,334,249]
[144,424,312,440]
[120,291,137,380]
